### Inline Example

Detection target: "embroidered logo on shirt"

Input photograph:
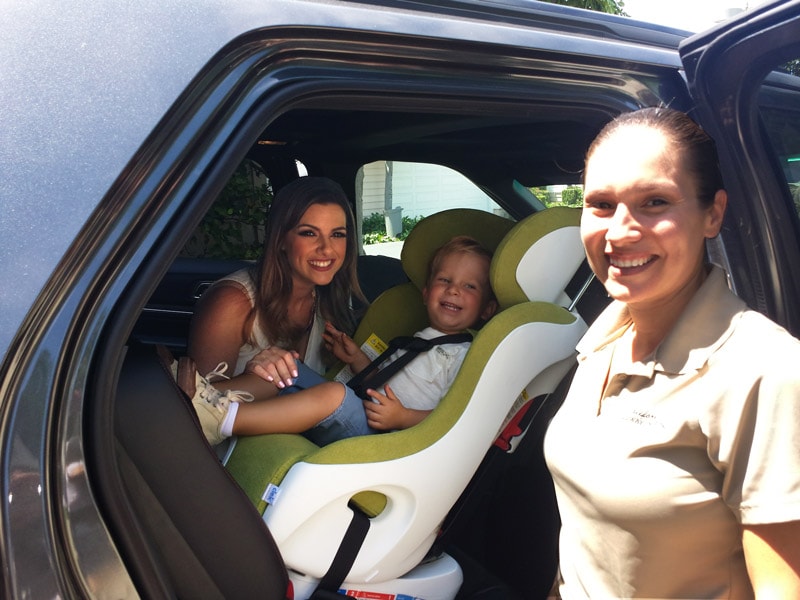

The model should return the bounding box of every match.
[436,345,456,358]
[624,409,664,428]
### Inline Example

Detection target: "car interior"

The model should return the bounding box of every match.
[130,101,616,353]
[91,94,617,599]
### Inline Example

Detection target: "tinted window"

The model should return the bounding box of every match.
[759,60,800,222]
[181,159,273,260]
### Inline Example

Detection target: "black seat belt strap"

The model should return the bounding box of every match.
[348,332,472,400]
[310,502,371,598]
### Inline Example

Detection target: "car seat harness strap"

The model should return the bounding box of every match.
[310,501,371,598]
[347,333,472,400]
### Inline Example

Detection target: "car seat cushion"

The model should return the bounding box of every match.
[491,207,583,309]
[225,433,320,513]
[401,208,515,291]
[305,301,576,466]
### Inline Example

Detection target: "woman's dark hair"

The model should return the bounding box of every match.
[586,107,725,208]
[250,176,366,347]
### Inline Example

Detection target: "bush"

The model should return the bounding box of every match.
[560,186,584,207]
[529,186,552,204]
[362,212,424,244]
[362,212,387,235]
[398,215,424,240]
[529,185,584,208]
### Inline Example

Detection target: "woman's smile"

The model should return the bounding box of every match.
[607,254,656,270]
[308,258,335,270]
[285,202,348,289]
[581,126,719,313]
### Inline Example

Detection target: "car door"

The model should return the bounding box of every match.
[680,0,800,336]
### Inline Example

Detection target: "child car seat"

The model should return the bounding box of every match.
[224,207,587,599]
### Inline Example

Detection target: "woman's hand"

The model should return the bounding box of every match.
[245,346,301,389]
[363,384,430,431]
[323,322,370,372]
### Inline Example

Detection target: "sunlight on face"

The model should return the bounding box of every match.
[581,126,722,312]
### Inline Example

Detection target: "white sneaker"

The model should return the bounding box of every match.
[172,359,254,445]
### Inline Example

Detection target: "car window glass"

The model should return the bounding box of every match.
[758,58,800,224]
[356,161,508,259]
[180,159,273,259]
[529,183,584,210]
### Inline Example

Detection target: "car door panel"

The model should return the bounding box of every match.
[680,0,800,335]
[131,257,252,354]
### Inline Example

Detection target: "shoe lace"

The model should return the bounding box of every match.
[199,362,255,410]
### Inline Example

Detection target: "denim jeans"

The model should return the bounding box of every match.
[281,362,378,445]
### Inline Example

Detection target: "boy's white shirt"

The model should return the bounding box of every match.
[370,326,471,411]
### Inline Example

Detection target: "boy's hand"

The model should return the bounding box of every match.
[364,384,430,430]
[324,322,369,370]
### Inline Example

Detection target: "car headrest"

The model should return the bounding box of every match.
[400,208,515,291]
[490,207,584,310]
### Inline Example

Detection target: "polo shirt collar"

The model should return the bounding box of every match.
[577,266,747,375]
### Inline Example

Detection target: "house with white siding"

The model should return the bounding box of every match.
[358,161,507,231]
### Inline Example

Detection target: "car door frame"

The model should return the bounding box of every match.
[680,0,800,336]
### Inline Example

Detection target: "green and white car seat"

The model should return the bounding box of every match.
[224,207,587,599]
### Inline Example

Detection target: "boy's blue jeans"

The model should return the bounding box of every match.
[281,362,378,446]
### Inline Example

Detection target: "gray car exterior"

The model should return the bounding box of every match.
[2,0,799,597]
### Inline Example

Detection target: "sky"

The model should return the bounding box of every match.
[622,0,772,32]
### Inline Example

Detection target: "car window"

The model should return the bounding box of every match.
[530,183,584,209]
[758,58,800,224]
[180,159,273,260]
[356,160,509,259]
[179,158,512,262]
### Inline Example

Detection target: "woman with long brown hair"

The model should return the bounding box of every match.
[188,176,365,394]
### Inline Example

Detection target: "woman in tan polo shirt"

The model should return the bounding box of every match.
[545,107,800,598]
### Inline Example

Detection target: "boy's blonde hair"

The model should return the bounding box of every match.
[427,235,495,300]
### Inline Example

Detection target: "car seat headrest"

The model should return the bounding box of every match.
[400,208,515,291]
[490,207,584,310]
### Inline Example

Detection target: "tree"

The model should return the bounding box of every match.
[539,0,627,16]
[782,59,800,77]
[181,159,272,259]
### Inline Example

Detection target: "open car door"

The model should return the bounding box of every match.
[680,0,800,337]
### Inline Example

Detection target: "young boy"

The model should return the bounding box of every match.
[182,235,497,446]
